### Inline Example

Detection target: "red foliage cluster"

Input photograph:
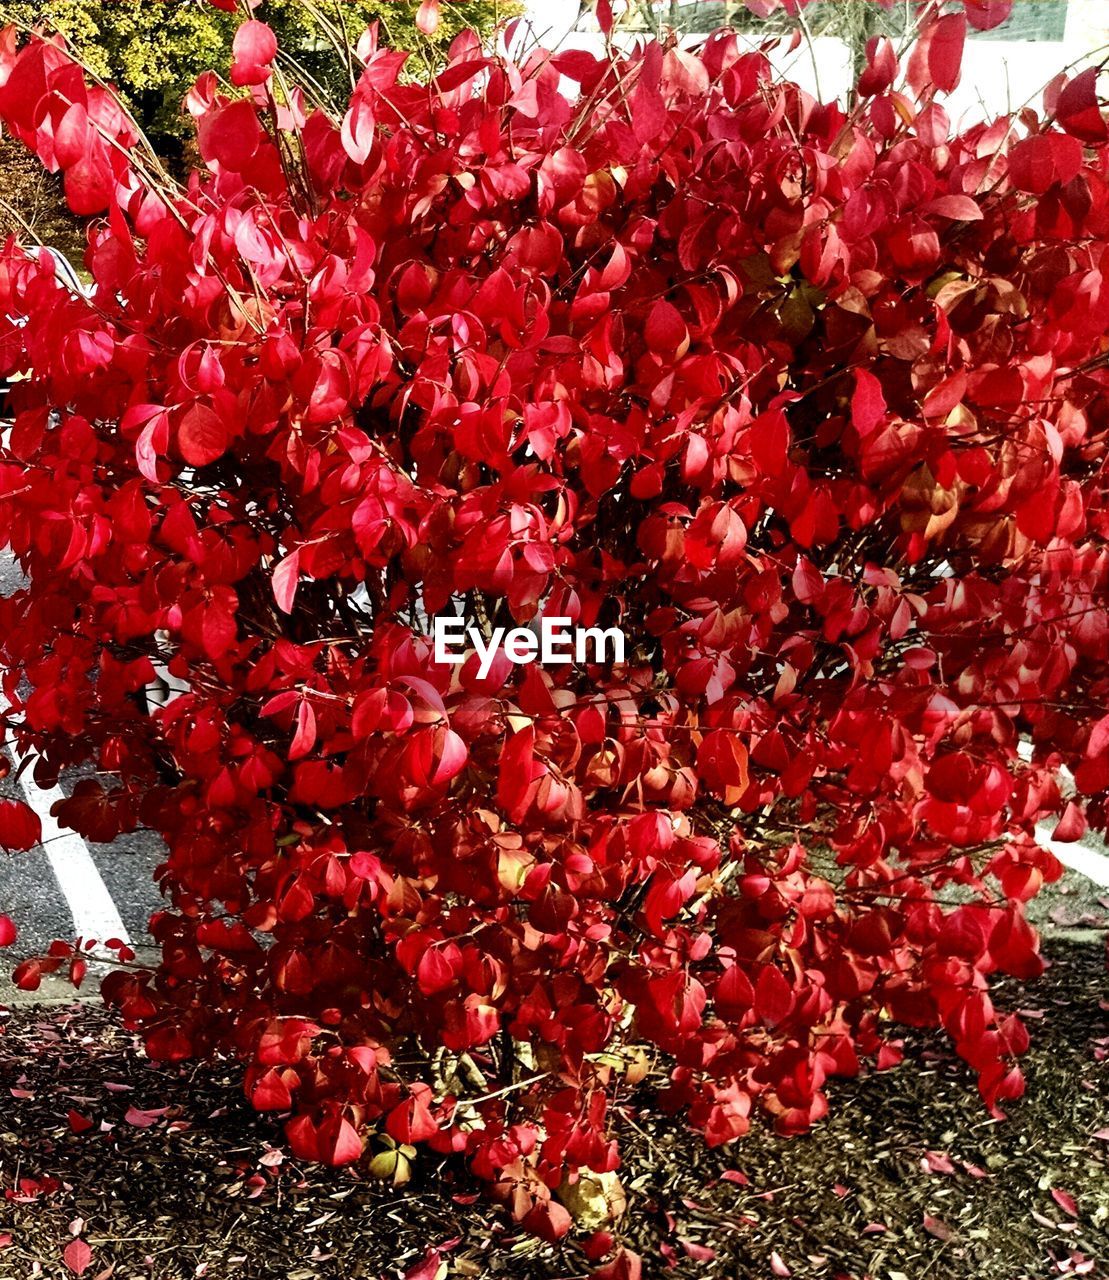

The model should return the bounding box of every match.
[0,0,1106,1242]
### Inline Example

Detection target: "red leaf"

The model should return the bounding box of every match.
[922,1214,954,1241]
[319,1115,363,1166]
[289,699,317,761]
[922,1150,956,1175]
[231,20,278,86]
[251,1068,294,1110]
[386,1089,440,1144]
[877,1042,903,1069]
[0,914,16,947]
[715,964,755,1019]
[698,731,750,803]
[590,1247,642,1280]
[0,799,42,851]
[631,76,671,145]
[133,408,169,482]
[54,101,89,168]
[922,195,983,221]
[124,1105,168,1128]
[908,13,966,95]
[1053,801,1087,843]
[63,1239,92,1277]
[1056,67,1108,143]
[341,95,376,165]
[67,1109,94,1134]
[680,1240,715,1262]
[178,403,228,467]
[428,727,467,785]
[12,960,41,991]
[642,869,696,935]
[1009,133,1084,194]
[851,369,886,437]
[415,0,440,36]
[404,1249,444,1280]
[962,0,1011,30]
[644,299,688,357]
[858,36,897,97]
[63,148,114,216]
[198,98,263,171]
[497,726,541,822]
[416,943,459,996]
[928,14,966,93]
[1051,1188,1079,1218]
[522,1198,572,1242]
[272,548,300,614]
[754,964,793,1028]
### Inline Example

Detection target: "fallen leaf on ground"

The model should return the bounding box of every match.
[923,1214,955,1241]
[124,1105,168,1128]
[404,1249,446,1280]
[63,1238,93,1276]
[1051,1188,1079,1218]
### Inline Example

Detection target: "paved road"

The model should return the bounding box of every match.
[0,551,162,1000]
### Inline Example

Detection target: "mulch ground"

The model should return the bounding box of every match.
[0,938,1107,1280]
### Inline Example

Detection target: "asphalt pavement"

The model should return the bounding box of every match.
[0,551,162,1001]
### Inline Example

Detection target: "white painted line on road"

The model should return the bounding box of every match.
[0,547,132,950]
[0,685,130,948]
[1014,741,1109,886]
[1034,824,1109,888]
[17,773,132,947]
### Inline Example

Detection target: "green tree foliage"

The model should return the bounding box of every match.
[0,1,516,151]
[0,0,516,259]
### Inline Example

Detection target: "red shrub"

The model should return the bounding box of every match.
[0,0,1106,1230]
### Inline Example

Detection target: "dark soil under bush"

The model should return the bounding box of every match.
[0,938,1106,1280]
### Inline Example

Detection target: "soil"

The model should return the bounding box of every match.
[0,938,1106,1280]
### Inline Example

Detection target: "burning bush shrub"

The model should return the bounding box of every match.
[0,0,1106,1245]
